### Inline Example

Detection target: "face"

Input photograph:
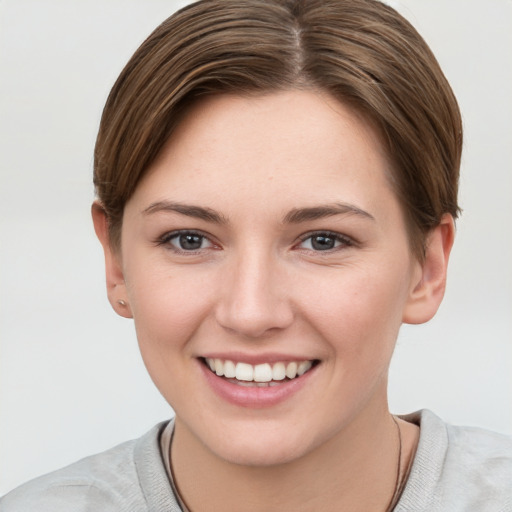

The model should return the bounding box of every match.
[115,90,426,466]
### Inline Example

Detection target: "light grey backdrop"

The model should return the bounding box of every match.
[1,0,511,494]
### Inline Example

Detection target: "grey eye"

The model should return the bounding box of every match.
[298,232,353,252]
[169,232,212,251]
[311,235,337,250]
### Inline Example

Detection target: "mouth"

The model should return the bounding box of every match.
[201,357,319,387]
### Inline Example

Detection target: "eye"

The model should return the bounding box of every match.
[159,230,214,252]
[297,231,352,251]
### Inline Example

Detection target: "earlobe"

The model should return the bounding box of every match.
[91,201,133,319]
[402,214,455,325]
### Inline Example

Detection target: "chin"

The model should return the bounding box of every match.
[200,418,320,468]
[215,438,305,467]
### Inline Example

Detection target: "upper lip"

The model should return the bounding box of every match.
[199,352,317,365]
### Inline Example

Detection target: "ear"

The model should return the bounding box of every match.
[91,201,133,319]
[402,214,455,324]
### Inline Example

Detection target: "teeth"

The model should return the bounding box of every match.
[272,362,286,381]
[214,358,224,376]
[235,362,253,381]
[297,360,312,376]
[223,360,236,378]
[205,358,314,383]
[286,361,298,379]
[254,363,272,382]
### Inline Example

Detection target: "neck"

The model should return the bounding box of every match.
[170,401,416,512]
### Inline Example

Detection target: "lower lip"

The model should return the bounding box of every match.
[199,361,317,408]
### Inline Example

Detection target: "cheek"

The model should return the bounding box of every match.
[297,258,412,359]
[124,264,218,405]
[125,261,214,355]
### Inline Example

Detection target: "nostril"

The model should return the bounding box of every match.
[214,264,294,338]
[215,301,294,339]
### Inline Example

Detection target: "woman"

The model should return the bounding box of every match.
[2,0,511,510]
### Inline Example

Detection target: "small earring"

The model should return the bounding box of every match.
[117,299,127,307]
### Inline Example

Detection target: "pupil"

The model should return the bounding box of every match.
[312,235,334,250]
[180,234,202,250]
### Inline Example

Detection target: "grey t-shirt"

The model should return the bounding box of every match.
[1,410,511,511]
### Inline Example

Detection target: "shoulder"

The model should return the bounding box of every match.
[446,418,512,459]
[443,416,512,498]
[0,422,171,512]
[420,409,512,477]
[397,410,512,512]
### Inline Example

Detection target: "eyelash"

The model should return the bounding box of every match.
[296,231,354,252]
[157,229,354,254]
[157,230,215,254]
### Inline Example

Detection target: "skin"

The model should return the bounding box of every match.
[93,90,454,511]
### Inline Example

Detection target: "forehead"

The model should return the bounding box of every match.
[128,90,397,219]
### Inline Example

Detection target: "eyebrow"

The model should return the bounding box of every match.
[142,201,228,224]
[142,200,374,225]
[283,203,375,223]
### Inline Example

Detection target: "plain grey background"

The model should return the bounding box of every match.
[1,0,511,494]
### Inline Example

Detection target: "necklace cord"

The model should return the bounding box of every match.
[168,415,407,512]
[385,415,403,512]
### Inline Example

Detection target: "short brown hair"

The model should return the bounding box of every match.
[94,0,462,259]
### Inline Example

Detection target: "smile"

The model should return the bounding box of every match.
[199,356,320,407]
[204,358,315,386]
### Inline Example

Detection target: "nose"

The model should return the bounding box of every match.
[215,250,294,339]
